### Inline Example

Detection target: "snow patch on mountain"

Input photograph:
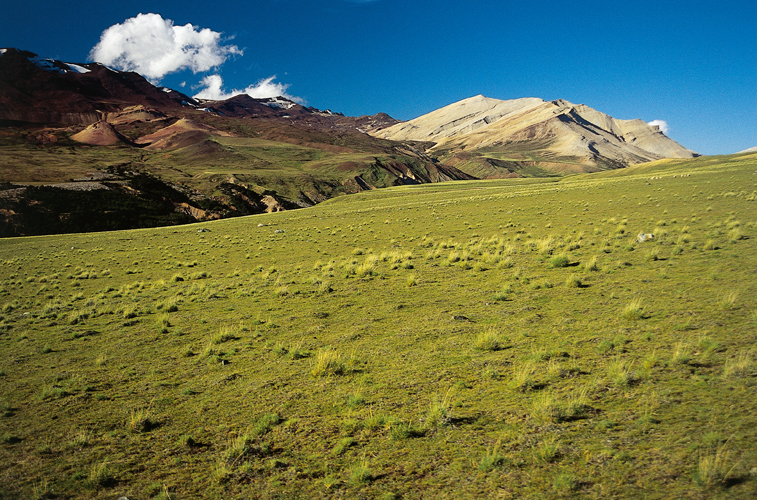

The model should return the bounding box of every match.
[66,63,91,74]
[28,56,66,74]
[27,55,92,75]
[261,97,297,110]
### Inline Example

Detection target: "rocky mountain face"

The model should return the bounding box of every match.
[0,48,194,124]
[371,95,698,175]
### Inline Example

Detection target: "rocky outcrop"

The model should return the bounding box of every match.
[174,202,219,220]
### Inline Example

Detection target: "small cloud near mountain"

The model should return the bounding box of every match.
[89,13,243,82]
[89,13,302,104]
[194,74,305,104]
[647,119,669,135]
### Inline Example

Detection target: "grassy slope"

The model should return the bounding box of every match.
[0,125,443,206]
[0,154,755,499]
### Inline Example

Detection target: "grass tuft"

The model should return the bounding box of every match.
[87,461,115,489]
[717,292,738,311]
[548,254,570,268]
[348,458,373,486]
[530,389,589,423]
[128,408,155,433]
[311,349,346,377]
[425,389,453,428]
[607,358,639,388]
[621,298,644,320]
[722,351,753,378]
[474,328,503,351]
[533,436,561,463]
[565,274,582,288]
[693,438,738,489]
[478,440,507,471]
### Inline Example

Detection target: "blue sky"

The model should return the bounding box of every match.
[2,0,755,154]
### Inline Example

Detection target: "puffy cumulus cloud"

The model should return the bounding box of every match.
[648,119,669,135]
[193,74,305,103]
[89,13,242,82]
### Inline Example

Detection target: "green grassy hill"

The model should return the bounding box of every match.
[0,153,755,499]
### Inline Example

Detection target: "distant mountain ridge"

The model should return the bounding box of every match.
[0,48,398,133]
[371,95,698,174]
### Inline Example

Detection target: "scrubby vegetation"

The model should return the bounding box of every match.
[0,153,755,498]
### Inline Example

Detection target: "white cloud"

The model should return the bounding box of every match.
[648,119,669,135]
[89,13,242,82]
[193,74,304,103]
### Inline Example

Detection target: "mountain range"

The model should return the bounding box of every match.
[0,48,698,236]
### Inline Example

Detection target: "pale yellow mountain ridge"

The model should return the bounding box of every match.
[372,95,696,168]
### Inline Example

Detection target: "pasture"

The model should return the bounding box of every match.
[0,153,755,498]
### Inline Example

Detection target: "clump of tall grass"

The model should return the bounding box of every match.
[548,254,570,268]
[474,328,504,351]
[348,457,373,486]
[121,306,138,320]
[693,437,738,488]
[583,255,599,272]
[717,292,738,310]
[530,389,589,423]
[670,342,691,365]
[478,440,507,471]
[156,297,179,312]
[565,274,582,288]
[95,352,107,367]
[332,437,355,456]
[310,349,352,377]
[252,413,281,436]
[212,324,241,344]
[221,433,268,466]
[356,255,379,277]
[722,351,753,378]
[728,228,745,242]
[87,461,115,488]
[509,362,537,392]
[533,436,561,463]
[128,408,156,433]
[536,236,556,255]
[316,280,333,294]
[621,298,644,320]
[607,358,639,388]
[68,309,89,325]
[155,313,171,333]
[41,300,64,318]
[425,389,453,428]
